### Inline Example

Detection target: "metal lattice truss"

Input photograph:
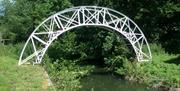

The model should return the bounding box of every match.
[18,6,152,65]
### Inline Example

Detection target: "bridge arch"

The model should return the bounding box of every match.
[18,6,152,65]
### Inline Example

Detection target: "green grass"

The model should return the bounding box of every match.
[148,54,180,87]
[0,44,55,91]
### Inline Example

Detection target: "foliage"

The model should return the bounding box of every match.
[0,0,179,53]
[43,56,95,91]
[115,44,180,88]
[148,43,166,55]
[0,43,23,57]
[0,0,180,90]
[48,32,80,60]
[0,0,52,42]
[44,27,133,90]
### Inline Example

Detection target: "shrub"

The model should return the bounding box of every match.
[43,56,95,91]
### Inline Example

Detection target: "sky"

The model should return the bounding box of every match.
[0,0,14,15]
[0,0,3,14]
[0,0,2,8]
[0,0,5,16]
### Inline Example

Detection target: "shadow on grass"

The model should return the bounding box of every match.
[165,55,180,65]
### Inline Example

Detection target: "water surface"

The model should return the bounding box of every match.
[80,73,155,91]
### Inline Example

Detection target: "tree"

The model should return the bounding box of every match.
[1,0,52,42]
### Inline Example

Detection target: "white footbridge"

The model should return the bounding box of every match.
[19,6,152,65]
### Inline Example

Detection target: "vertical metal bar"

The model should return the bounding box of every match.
[78,10,81,24]
[103,9,106,24]
[82,8,85,24]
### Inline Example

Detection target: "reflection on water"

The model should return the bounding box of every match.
[79,73,155,91]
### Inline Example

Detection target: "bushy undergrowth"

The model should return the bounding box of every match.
[43,56,95,91]
[0,43,24,57]
[115,44,180,89]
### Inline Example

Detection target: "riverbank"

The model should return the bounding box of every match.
[0,44,179,91]
[115,44,180,91]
